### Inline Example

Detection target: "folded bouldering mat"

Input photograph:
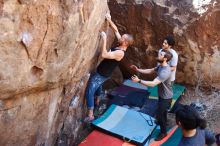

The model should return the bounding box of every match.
[92,104,157,145]
[123,80,148,90]
[139,99,158,117]
[145,125,182,146]
[108,84,148,98]
[79,130,135,146]
[122,80,185,109]
[79,125,182,146]
[107,85,149,108]
[160,127,182,146]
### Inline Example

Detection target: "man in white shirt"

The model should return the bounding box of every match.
[158,36,178,85]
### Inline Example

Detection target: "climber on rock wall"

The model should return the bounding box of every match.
[84,13,134,122]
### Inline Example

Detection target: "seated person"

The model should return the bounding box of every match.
[176,105,216,146]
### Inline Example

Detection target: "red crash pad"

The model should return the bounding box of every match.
[79,130,134,146]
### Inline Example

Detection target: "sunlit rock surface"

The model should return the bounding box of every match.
[0,0,109,145]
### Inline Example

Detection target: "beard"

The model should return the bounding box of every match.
[118,41,123,45]
[118,38,123,45]
[156,58,164,63]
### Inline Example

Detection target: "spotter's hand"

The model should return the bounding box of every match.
[130,65,138,71]
[131,75,140,83]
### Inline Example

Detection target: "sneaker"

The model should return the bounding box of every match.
[155,133,167,141]
[83,116,95,123]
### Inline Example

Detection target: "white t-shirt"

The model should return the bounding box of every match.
[158,48,178,82]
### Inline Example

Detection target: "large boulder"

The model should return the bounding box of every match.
[0,0,109,145]
[108,0,220,86]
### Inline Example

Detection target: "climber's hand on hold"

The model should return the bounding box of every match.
[100,31,107,40]
[105,12,111,21]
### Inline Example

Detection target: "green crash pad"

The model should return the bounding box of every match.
[144,126,182,146]
[148,84,185,100]
[122,80,185,109]
[162,127,182,146]
[148,84,185,107]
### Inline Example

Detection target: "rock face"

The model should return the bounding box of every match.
[108,0,220,86]
[1,0,219,145]
[0,0,109,145]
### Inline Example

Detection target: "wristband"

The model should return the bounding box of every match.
[138,79,141,83]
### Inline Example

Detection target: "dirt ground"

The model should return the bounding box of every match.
[180,86,220,134]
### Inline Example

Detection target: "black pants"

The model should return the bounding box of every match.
[156,97,172,134]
